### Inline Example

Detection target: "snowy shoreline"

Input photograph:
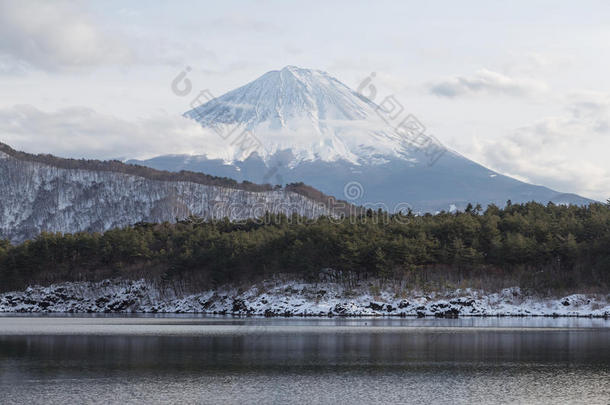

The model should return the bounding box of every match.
[1,279,609,318]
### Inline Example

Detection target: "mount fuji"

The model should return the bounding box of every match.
[130,66,594,212]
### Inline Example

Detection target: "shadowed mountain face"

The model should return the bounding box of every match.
[130,66,594,212]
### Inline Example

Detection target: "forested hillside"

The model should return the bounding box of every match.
[1,201,609,294]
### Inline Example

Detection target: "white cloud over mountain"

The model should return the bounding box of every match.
[457,94,610,201]
[429,69,548,98]
[0,0,133,71]
[0,104,222,160]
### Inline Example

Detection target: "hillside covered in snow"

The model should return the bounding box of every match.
[0,142,333,243]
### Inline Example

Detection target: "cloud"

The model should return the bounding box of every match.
[0,0,133,71]
[0,104,231,160]
[429,69,548,98]
[457,95,610,201]
[567,91,610,125]
[204,15,283,35]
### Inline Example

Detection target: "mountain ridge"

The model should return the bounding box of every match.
[0,142,347,243]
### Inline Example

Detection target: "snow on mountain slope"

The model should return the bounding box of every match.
[137,65,596,213]
[0,148,331,243]
[184,66,430,165]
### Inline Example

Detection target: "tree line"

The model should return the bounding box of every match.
[0,201,609,293]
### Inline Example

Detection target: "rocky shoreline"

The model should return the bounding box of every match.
[1,279,609,318]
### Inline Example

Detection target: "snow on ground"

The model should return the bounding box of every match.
[1,278,608,317]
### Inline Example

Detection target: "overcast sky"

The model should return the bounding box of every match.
[0,0,609,200]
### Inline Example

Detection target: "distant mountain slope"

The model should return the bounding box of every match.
[130,66,595,212]
[132,152,593,212]
[0,143,336,243]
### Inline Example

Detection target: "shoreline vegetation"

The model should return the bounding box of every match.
[1,201,608,301]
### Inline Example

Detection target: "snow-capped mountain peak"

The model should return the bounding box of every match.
[184,66,421,165]
[187,66,375,126]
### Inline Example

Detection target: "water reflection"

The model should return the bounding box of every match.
[0,317,609,404]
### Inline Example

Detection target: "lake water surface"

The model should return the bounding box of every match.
[0,315,608,404]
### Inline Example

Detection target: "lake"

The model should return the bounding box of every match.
[0,316,608,404]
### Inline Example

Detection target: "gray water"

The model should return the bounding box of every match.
[0,316,608,404]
